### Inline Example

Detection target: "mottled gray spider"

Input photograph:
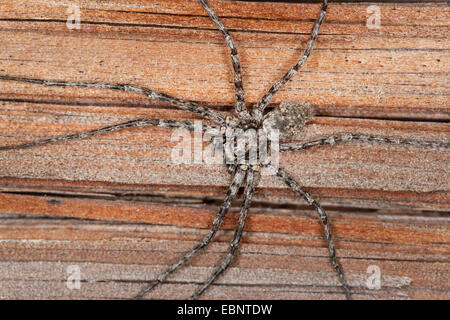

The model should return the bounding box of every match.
[0,0,448,300]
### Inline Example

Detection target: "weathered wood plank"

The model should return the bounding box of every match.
[0,104,448,210]
[0,213,448,300]
[0,0,448,118]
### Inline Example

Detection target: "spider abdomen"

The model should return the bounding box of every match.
[262,101,314,140]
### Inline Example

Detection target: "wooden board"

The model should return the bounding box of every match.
[0,0,448,299]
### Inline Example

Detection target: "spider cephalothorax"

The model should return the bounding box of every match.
[0,0,448,300]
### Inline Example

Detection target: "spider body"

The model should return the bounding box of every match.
[216,102,311,178]
[0,0,448,300]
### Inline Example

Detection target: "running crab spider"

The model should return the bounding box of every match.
[0,0,448,300]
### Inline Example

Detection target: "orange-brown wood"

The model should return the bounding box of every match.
[0,0,448,299]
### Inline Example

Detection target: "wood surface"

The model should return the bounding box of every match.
[0,0,448,299]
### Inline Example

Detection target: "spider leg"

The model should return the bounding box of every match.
[189,167,258,300]
[0,118,211,151]
[253,0,328,122]
[199,0,251,120]
[0,75,227,125]
[280,133,450,151]
[134,167,247,299]
[276,167,352,300]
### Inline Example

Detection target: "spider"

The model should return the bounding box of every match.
[0,0,448,300]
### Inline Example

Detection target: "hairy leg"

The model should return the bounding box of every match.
[253,0,328,122]
[0,75,227,125]
[134,167,247,299]
[199,0,250,119]
[276,167,352,300]
[0,118,210,151]
[189,167,258,300]
[280,133,450,151]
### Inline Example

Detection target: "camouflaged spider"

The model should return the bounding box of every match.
[0,0,448,300]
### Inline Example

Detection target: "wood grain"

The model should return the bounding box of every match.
[0,0,448,299]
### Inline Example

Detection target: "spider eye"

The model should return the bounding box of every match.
[262,101,314,139]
